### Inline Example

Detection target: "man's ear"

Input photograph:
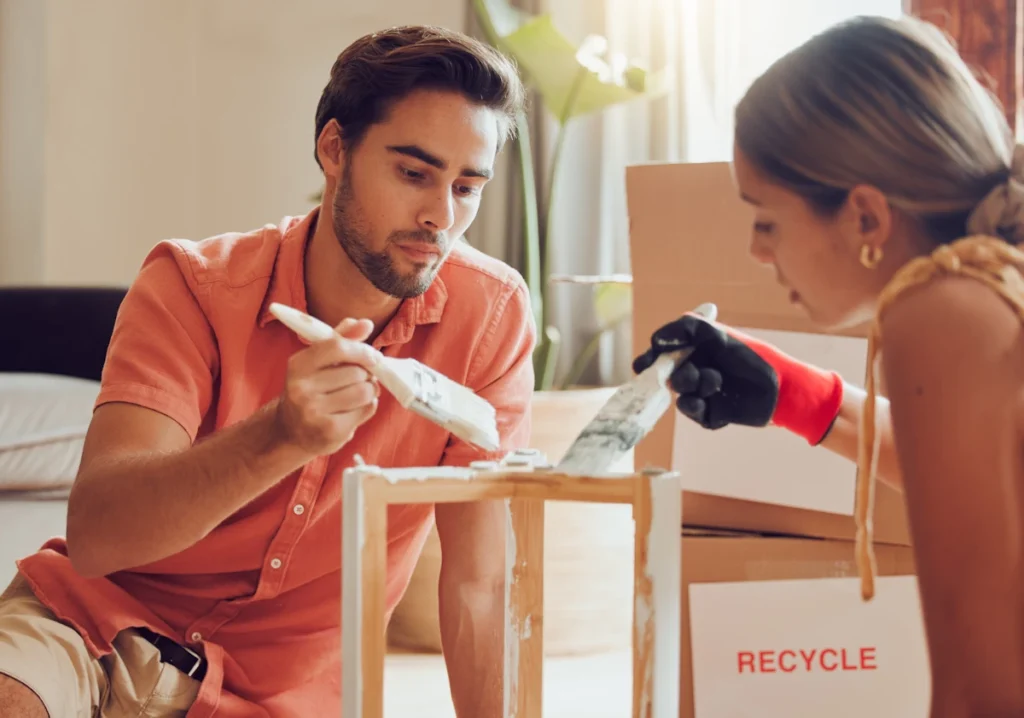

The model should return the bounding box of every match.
[842,184,893,254]
[316,119,345,180]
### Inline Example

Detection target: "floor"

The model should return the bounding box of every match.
[384,648,632,717]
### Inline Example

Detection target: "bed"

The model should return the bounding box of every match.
[0,286,126,588]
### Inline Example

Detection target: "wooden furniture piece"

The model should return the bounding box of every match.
[341,449,682,718]
[386,388,638,658]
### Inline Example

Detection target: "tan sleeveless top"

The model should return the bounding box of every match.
[855,233,1024,600]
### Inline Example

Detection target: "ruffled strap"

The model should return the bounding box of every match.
[856,234,1024,600]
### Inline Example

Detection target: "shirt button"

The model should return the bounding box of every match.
[292,504,304,516]
[270,558,283,569]
[190,631,202,642]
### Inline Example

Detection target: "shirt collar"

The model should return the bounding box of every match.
[258,206,448,347]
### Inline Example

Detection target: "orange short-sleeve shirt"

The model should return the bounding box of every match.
[15,208,535,717]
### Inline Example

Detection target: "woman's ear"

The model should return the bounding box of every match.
[841,184,892,254]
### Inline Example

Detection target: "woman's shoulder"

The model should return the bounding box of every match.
[878,264,1024,416]
[878,262,1024,366]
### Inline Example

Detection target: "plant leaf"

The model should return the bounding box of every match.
[500,15,666,121]
[470,0,530,44]
[593,282,633,329]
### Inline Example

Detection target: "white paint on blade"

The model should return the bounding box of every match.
[557,376,673,474]
[399,358,500,451]
[557,302,717,475]
[408,397,500,452]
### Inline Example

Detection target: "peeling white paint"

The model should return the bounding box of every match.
[344,448,554,485]
[641,471,683,717]
[503,500,519,718]
[380,466,477,483]
[341,467,366,718]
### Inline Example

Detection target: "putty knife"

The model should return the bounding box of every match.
[555,302,718,475]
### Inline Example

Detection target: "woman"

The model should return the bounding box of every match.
[633,15,1024,716]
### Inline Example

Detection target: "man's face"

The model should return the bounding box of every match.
[329,89,500,298]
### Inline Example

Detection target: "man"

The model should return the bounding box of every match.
[0,25,534,718]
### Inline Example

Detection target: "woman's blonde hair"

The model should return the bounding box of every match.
[734,15,1024,602]
[734,15,1023,245]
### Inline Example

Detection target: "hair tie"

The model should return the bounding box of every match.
[966,142,1024,245]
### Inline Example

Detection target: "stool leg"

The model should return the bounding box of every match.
[633,471,682,717]
[342,471,388,718]
[503,497,544,717]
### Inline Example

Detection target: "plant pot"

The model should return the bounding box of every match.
[386,387,637,656]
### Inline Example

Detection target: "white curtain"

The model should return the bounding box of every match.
[469,0,904,387]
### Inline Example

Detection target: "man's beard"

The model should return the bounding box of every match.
[331,167,445,299]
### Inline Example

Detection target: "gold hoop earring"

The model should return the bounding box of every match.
[860,244,883,269]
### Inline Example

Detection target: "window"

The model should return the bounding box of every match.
[679,0,905,162]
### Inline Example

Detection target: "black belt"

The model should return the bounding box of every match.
[136,627,208,682]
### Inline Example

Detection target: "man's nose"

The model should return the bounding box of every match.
[418,191,455,232]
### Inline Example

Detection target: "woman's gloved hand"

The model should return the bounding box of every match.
[632,313,844,445]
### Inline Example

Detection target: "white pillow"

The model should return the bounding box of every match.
[0,373,100,492]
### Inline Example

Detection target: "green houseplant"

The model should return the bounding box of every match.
[469,0,662,391]
[386,3,667,659]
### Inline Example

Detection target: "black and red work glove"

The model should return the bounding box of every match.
[632,313,843,445]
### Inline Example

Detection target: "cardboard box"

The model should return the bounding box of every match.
[626,160,910,546]
[679,531,929,718]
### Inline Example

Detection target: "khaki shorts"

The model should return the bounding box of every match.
[0,573,200,717]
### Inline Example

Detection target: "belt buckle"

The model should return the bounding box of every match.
[180,644,204,678]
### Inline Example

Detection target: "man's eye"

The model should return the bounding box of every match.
[401,167,424,181]
[754,221,774,234]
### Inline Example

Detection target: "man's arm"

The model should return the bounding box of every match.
[880,276,1024,715]
[69,320,381,578]
[435,280,535,717]
[68,400,303,577]
[66,243,381,577]
[434,499,507,717]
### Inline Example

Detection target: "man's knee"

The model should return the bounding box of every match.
[0,672,48,718]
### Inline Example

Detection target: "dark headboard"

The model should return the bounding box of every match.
[0,287,128,382]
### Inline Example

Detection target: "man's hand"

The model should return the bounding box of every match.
[273,317,382,455]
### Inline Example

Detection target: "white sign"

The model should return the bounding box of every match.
[673,328,867,516]
[688,576,930,717]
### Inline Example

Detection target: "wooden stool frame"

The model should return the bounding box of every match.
[341,449,682,717]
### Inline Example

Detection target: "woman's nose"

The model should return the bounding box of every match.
[748,232,774,265]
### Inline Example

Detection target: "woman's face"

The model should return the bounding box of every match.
[731,146,895,331]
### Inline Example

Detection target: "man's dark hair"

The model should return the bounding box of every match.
[314,25,526,168]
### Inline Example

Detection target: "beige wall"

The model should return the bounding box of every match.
[0,0,466,286]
